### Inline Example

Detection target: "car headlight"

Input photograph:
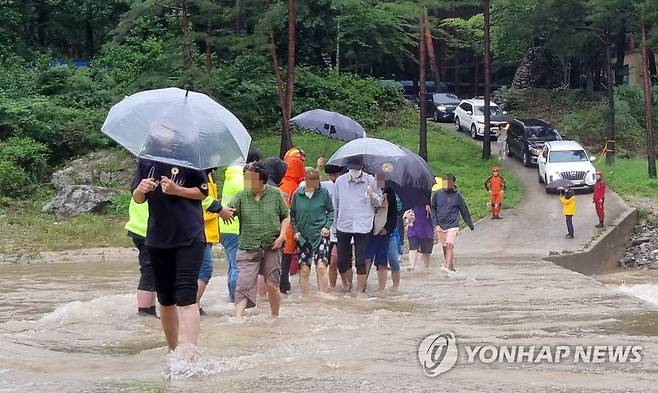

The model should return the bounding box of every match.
[529,147,542,155]
[477,122,485,129]
[437,105,447,111]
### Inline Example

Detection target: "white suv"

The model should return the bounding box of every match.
[454,99,510,139]
[537,140,597,192]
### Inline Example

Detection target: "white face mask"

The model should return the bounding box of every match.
[349,169,363,178]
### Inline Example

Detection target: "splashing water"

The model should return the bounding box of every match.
[616,283,658,307]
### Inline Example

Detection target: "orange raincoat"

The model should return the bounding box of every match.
[279,148,306,274]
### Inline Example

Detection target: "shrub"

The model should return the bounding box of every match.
[0,137,49,181]
[108,191,132,215]
[0,161,31,197]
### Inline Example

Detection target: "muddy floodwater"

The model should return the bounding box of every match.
[1,254,657,393]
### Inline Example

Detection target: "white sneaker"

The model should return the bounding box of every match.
[440,266,450,274]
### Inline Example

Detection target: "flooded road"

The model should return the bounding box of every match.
[1,254,657,393]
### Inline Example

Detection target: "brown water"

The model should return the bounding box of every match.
[1,256,657,393]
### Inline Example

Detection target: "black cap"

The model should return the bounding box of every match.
[345,155,364,169]
[324,164,342,175]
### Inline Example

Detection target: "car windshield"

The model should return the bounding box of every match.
[549,150,589,163]
[526,127,559,141]
[434,94,459,103]
[474,105,504,116]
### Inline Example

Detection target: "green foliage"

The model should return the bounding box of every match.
[0,137,50,181]
[108,191,133,215]
[0,161,31,198]
[0,97,108,163]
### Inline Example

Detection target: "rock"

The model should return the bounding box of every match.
[42,185,118,219]
[631,237,651,246]
[51,149,135,191]
[512,47,565,89]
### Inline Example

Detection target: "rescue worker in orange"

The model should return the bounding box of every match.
[484,166,506,219]
[593,171,606,228]
[278,147,307,293]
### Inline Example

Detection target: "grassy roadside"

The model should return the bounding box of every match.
[0,123,522,256]
[596,158,658,225]
[0,200,130,256]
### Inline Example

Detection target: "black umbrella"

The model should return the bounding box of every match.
[291,109,366,142]
[263,157,287,187]
[379,147,435,210]
[546,178,575,190]
[326,138,406,174]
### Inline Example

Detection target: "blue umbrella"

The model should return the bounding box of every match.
[291,109,366,142]
[101,87,252,170]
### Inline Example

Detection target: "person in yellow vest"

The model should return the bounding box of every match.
[560,186,576,239]
[125,199,156,317]
[197,169,221,315]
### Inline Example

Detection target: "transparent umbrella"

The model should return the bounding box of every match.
[101,87,252,170]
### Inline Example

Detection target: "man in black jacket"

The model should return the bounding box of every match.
[366,175,400,290]
[430,174,475,273]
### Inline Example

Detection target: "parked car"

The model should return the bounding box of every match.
[454,99,511,139]
[507,119,562,167]
[537,140,597,193]
[427,93,460,122]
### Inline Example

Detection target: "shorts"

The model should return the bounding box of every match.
[133,237,156,292]
[148,243,205,307]
[408,237,434,254]
[366,235,389,263]
[235,248,282,308]
[198,244,214,282]
[298,237,330,267]
[436,226,459,247]
[372,233,401,273]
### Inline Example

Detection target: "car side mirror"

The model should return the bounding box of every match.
[466,111,472,116]
[590,156,596,162]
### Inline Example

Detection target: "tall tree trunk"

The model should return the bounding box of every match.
[419,17,428,161]
[85,21,94,57]
[423,12,441,84]
[439,41,447,81]
[267,6,291,159]
[454,49,461,97]
[235,0,243,30]
[605,27,615,165]
[650,50,658,84]
[336,17,341,73]
[205,15,213,79]
[482,0,492,160]
[641,22,656,178]
[614,25,626,85]
[178,0,192,69]
[473,55,479,97]
[280,0,296,157]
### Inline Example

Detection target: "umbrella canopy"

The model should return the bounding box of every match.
[546,178,575,189]
[101,87,252,170]
[384,147,435,210]
[326,138,406,174]
[291,109,366,142]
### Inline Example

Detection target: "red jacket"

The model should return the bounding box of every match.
[593,181,606,201]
